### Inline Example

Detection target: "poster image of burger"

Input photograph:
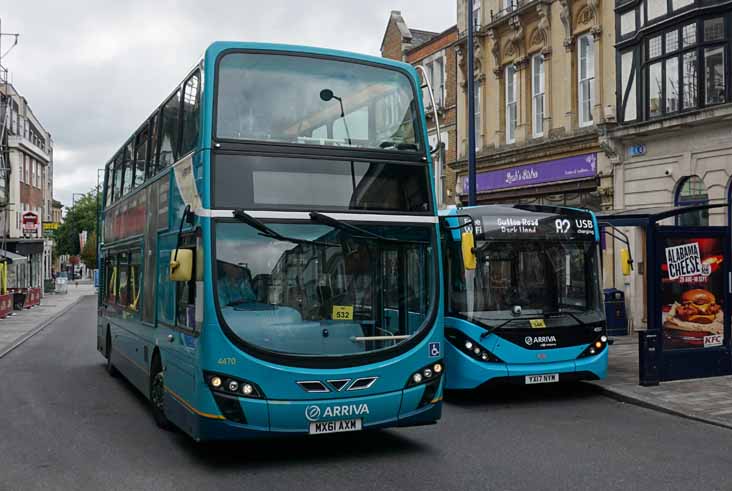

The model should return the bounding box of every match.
[661,238,724,349]
[663,289,723,348]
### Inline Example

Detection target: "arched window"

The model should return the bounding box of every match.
[675,175,708,226]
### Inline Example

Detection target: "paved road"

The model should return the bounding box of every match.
[2,296,731,491]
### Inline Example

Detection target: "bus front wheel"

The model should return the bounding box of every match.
[105,329,118,377]
[150,357,174,431]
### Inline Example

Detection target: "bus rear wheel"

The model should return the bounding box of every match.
[105,329,118,377]
[150,358,174,431]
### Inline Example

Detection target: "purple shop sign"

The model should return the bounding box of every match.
[463,153,598,194]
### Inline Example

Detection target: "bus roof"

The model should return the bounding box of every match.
[204,41,420,82]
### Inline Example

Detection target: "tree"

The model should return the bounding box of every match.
[56,190,98,257]
[80,231,97,270]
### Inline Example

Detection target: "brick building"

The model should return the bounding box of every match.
[381,11,460,207]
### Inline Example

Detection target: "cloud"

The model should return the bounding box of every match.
[3,1,455,206]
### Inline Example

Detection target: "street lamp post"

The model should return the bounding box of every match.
[467,0,477,206]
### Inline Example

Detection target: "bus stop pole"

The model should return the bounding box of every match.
[466,0,477,206]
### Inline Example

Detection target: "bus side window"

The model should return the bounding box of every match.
[147,111,160,178]
[122,140,134,196]
[106,255,117,305]
[180,71,201,156]
[129,250,143,313]
[118,253,130,307]
[175,242,196,330]
[113,154,124,202]
[159,89,181,169]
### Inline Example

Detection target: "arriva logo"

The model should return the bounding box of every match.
[305,403,369,422]
[525,335,557,345]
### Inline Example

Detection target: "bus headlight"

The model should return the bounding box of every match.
[204,371,264,399]
[577,336,608,359]
[407,360,444,388]
[446,328,503,363]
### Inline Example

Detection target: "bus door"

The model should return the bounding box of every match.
[161,232,200,433]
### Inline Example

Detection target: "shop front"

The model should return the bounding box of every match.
[457,152,603,210]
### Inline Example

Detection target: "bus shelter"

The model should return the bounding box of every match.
[598,204,730,384]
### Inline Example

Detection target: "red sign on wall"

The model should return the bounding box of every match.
[21,211,40,236]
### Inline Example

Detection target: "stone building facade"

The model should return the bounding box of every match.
[452,0,617,216]
[381,11,460,207]
[604,0,732,329]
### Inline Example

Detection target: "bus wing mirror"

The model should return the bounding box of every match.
[620,248,633,276]
[170,249,193,282]
[461,232,477,270]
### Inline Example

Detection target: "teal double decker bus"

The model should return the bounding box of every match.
[98,42,444,440]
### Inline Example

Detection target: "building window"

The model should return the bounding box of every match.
[473,0,481,30]
[665,30,679,53]
[682,23,697,47]
[704,47,725,105]
[621,49,638,121]
[475,80,482,150]
[647,0,667,22]
[666,56,679,113]
[578,35,595,127]
[532,54,545,137]
[505,65,517,143]
[675,175,708,226]
[672,0,694,10]
[704,17,724,42]
[620,10,636,37]
[648,62,663,117]
[648,35,663,59]
[424,56,445,108]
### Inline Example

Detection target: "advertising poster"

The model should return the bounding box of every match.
[661,237,725,349]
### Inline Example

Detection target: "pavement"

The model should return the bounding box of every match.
[591,334,732,431]
[2,296,732,491]
[0,281,96,358]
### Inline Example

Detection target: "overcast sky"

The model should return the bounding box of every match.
[1,1,455,208]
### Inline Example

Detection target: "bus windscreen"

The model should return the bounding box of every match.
[448,239,603,328]
[214,221,435,357]
[215,52,422,152]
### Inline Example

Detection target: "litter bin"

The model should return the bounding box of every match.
[604,288,628,336]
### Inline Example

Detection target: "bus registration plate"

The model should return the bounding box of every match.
[525,374,559,384]
[309,419,362,435]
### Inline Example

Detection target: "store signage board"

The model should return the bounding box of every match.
[463,153,598,194]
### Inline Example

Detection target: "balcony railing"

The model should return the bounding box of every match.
[489,0,535,23]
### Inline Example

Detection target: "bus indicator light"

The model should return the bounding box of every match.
[210,376,222,388]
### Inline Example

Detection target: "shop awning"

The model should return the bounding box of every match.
[0,249,28,264]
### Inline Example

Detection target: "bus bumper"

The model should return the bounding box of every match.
[445,343,608,390]
[187,382,443,441]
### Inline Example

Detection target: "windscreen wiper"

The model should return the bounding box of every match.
[232,209,337,247]
[544,310,587,327]
[479,318,517,339]
[309,211,428,245]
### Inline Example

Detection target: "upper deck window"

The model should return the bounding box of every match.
[215,52,422,153]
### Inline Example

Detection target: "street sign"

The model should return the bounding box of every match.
[629,143,647,157]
